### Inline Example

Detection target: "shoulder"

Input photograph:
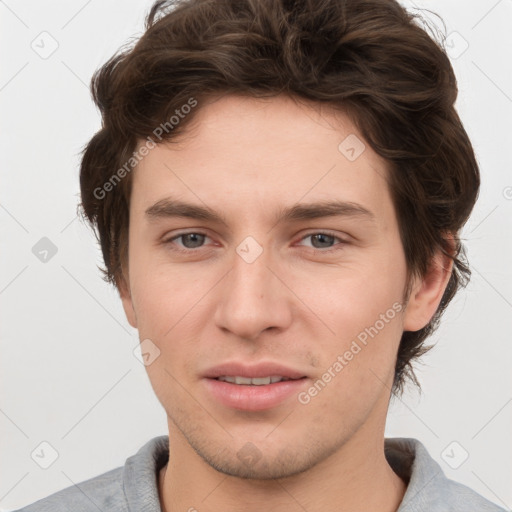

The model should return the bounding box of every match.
[11,466,126,512]
[386,437,507,512]
[12,435,169,512]
[436,478,508,512]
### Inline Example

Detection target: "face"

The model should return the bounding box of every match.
[120,94,434,479]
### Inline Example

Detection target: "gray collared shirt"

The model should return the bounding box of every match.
[14,435,507,511]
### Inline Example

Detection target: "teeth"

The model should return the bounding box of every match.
[217,375,290,385]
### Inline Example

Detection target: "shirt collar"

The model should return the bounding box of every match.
[121,435,471,512]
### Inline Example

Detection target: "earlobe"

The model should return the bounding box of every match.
[118,276,138,329]
[402,242,454,332]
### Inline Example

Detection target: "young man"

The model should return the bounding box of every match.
[16,0,506,510]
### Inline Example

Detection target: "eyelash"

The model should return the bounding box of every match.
[162,231,348,254]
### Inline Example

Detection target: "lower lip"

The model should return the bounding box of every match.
[203,378,308,411]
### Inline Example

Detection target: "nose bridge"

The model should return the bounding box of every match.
[214,237,291,339]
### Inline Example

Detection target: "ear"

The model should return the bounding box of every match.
[402,236,455,332]
[118,274,138,329]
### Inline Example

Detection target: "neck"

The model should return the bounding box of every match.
[158,423,406,512]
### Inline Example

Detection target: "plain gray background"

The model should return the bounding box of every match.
[1,0,511,510]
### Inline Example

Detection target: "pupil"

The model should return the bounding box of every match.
[183,233,204,248]
[312,234,334,248]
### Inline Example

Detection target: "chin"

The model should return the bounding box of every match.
[189,435,335,481]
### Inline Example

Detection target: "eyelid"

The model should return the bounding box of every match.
[163,230,212,245]
[163,229,349,253]
[295,230,349,250]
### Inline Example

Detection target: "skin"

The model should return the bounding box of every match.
[119,94,453,512]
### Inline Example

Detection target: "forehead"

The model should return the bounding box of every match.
[131,94,393,226]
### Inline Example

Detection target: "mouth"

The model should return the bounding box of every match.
[202,361,309,410]
[202,375,310,412]
[203,361,307,381]
[215,375,305,385]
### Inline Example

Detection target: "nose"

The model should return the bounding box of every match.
[214,243,293,341]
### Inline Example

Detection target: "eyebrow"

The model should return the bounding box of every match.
[145,197,376,226]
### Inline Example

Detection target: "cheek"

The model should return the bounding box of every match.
[298,252,406,390]
[308,259,406,339]
[128,257,208,338]
[130,279,172,339]
[129,269,217,399]
[301,308,403,425]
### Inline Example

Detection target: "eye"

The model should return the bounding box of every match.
[297,232,347,251]
[164,232,211,251]
[162,230,348,254]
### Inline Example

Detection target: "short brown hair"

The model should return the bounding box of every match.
[79,0,480,394]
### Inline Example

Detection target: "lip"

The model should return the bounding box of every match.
[202,361,307,380]
[201,361,309,411]
[203,377,308,411]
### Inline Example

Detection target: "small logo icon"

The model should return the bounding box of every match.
[441,441,469,469]
[133,338,161,366]
[30,31,59,59]
[236,236,263,264]
[31,441,59,469]
[237,442,263,467]
[32,237,58,263]
[338,134,366,161]
[445,32,469,60]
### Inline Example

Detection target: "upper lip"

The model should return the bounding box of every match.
[202,361,307,380]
